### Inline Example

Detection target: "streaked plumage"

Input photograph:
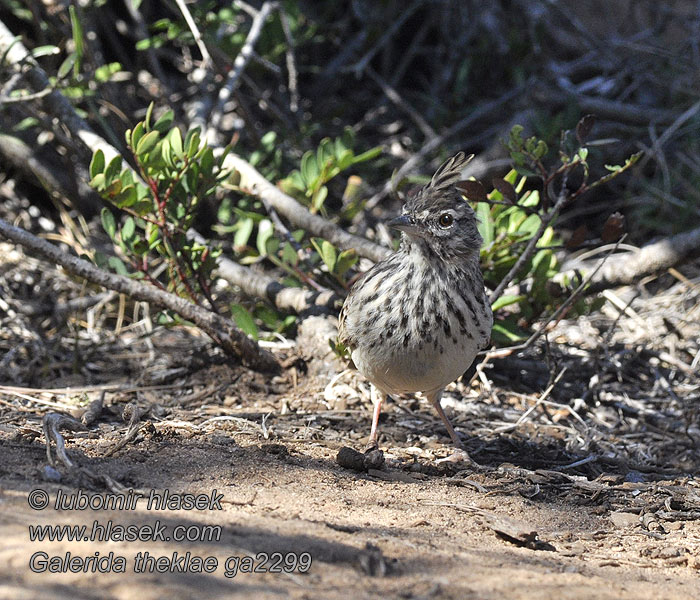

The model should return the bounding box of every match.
[338,152,493,453]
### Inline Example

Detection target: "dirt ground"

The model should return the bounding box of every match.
[1,241,700,599]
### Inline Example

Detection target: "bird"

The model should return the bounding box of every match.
[337,152,493,459]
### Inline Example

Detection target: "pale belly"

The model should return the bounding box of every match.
[352,334,481,396]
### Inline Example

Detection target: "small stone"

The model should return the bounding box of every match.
[336,446,366,472]
[609,511,639,528]
[42,465,62,482]
[363,448,385,470]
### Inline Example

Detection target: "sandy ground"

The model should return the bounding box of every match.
[1,384,698,600]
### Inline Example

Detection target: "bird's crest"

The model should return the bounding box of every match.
[428,152,474,192]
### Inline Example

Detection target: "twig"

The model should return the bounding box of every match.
[186,229,341,314]
[585,226,700,293]
[103,401,141,457]
[488,236,627,358]
[489,187,570,305]
[365,66,436,139]
[42,413,85,468]
[365,85,524,211]
[493,368,568,434]
[278,6,299,114]
[0,87,52,105]
[207,1,278,142]
[0,19,120,163]
[173,0,212,67]
[535,89,672,126]
[348,0,423,75]
[0,217,279,372]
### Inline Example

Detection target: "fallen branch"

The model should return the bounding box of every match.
[584,226,700,293]
[0,18,120,164]
[187,229,342,314]
[0,218,279,372]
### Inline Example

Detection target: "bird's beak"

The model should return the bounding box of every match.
[387,214,419,235]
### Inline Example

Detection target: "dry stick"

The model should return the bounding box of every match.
[222,153,391,263]
[365,66,436,140]
[349,0,423,75]
[586,225,700,294]
[186,229,342,313]
[0,19,120,164]
[364,86,524,211]
[43,413,85,468]
[0,218,279,372]
[206,1,278,143]
[278,6,299,114]
[173,0,212,67]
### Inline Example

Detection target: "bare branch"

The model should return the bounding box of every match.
[206,1,278,143]
[0,218,279,372]
[173,0,212,67]
[585,226,700,293]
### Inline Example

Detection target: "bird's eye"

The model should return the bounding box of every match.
[438,213,454,228]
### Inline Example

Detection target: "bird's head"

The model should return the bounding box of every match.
[389,152,483,260]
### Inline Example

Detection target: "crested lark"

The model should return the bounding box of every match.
[338,152,493,456]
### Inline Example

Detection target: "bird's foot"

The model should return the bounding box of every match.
[364,440,379,453]
[363,444,385,470]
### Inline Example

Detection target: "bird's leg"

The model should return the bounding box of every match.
[428,389,472,463]
[365,386,386,451]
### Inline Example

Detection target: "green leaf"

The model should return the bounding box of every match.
[185,128,201,158]
[260,131,276,149]
[281,242,298,266]
[90,173,105,191]
[94,62,122,83]
[144,102,155,130]
[256,219,274,256]
[107,256,128,276]
[121,216,136,246]
[69,5,84,74]
[153,109,174,134]
[334,249,358,277]
[12,117,39,131]
[311,238,337,272]
[100,208,116,240]
[476,202,494,246]
[104,155,122,183]
[492,322,526,343]
[518,213,541,236]
[352,146,382,164]
[31,45,60,58]
[57,52,76,80]
[491,294,525,311]
[311,185,328,212]
[300,150,318,186]
[230,304,259,339]
[136,130,159,156]
[90,150,105,179]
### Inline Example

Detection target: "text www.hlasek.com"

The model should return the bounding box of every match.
[28,519,221,543]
